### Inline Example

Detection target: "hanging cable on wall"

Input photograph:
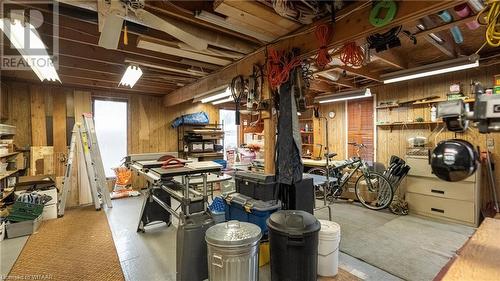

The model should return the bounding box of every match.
[339,42,365,67]
[476,0,500,48]
[266,47,302,89]
[231,75,244,125]
[315,23,334,69]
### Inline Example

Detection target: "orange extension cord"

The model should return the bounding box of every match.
[339,42,365,67]
[315,23,333,69]
[267,47,302,89]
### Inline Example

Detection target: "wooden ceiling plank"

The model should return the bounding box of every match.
[217,0,301,31]
[164,0,460,106]
[136,39,232,66]
[54,0,258,54]
[372,51,408,69]
[214,2,290,36]
[415,14,477,39]
[420,16,459,58]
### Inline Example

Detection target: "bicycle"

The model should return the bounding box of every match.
[308,142,394,210]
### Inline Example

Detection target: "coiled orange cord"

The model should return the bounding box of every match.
[339,42,365,67]
[267,48,302,89]
[315,23,333,69]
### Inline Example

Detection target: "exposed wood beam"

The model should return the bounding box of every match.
[414,14,477,39]
[335,66,381,82]
[1,71,166,95]
[373,51,408,69]
[310,78,354,92]
[137,38,232,66]
[420,16,461,58]
[54,0,259,54]
[164,0,458,106]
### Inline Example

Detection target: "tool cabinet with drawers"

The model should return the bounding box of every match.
[405,155,481,227]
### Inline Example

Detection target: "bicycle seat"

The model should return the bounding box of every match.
[324,152,337,159]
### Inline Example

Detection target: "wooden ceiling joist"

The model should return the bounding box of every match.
[55,0,258,54]
[136,38,233,66]
[373,51,408,69]
[164,0,461,107]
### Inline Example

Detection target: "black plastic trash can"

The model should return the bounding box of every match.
[267,210,321,281]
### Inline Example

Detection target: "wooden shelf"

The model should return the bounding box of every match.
[0,152,19,158]
[377,98,476,109]
[302,143,314,146]
[299,118,313,121]
[0,169,20,181]
[301,131,313,134]
[376,104,399,109]
[377,121,443,132]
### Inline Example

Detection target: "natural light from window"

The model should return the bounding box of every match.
[94,100,128,178]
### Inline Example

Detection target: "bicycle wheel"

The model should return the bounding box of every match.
[354,171,393,210]
[307,167,327,199]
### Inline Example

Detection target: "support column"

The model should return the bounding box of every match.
[262,78,276,174]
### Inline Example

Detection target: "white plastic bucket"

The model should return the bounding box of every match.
[317,220,341,277]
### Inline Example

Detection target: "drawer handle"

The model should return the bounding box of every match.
[431,208,445,213]
[431,189,445,194]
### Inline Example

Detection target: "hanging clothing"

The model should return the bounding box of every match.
[275,68,303,185]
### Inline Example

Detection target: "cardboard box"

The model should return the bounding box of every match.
[42,204,57,220]
[5,214,42,238]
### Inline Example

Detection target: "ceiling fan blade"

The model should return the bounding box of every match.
[98,12,124,50]
[136,10,208,51]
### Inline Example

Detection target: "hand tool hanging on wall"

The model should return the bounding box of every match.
[231,75,244,125]
[247,64,264,110]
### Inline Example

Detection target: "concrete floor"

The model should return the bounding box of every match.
[0,235,28,277]
[1,194,403,280]
[106,195,402,281]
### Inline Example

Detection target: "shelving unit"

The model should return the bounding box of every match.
[0,124,25,207]
[299,109,320,159]
[177,123,225,161]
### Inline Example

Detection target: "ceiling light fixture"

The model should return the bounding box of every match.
[119,65,143,88]
[200,87,232,103]
[212,96,233,105]
[382,55,479,84]
[315,88,372,104]
[0,19,60,82]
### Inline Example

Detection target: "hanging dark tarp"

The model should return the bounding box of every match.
[275,68,303,185]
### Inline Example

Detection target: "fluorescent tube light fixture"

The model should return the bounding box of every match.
[119,65,143,88]
[212,96,233,105]
[0,19,60,82]
[201,87,232,103]
[315,88,372,104]
[382,55,479,84]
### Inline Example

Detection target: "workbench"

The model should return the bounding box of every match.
[126,154,231,232]
[435,217,500,280]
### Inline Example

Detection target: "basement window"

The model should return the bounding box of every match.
[93,99,128,178]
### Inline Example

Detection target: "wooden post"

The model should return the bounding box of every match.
[262,78,275,174]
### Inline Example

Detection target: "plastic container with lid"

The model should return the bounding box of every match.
[318,220,341,277]
[205,220,262,281]
[267,210,321,281]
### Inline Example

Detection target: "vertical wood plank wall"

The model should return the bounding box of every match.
[319,64,500,198]
[0,80,219,206]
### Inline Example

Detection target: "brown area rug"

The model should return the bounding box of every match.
[8,206,124,281]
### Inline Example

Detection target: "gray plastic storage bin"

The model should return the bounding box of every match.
[6,215,42,238]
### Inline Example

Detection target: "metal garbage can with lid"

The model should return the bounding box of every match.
[267,210,321,281]
[205,220,262,281]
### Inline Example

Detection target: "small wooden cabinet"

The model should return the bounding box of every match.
[405,155,481,227]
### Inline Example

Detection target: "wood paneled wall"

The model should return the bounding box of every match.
[0,79,219,205]
[319,64,500,198]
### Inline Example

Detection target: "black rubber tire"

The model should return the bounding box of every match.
[354,171,394,210]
